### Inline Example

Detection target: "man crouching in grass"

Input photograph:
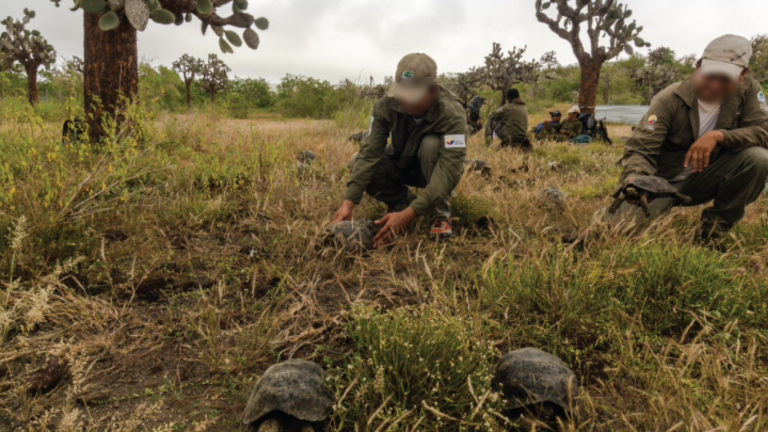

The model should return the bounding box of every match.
[612,35,768,241]
[333,53,467,247]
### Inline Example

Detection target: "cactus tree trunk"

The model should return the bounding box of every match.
[578,59,602,115]
[25,65,39,105]
[185,80,192,108]
[83,10,139,139]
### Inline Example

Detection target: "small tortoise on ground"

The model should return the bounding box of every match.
[538,187,565,212]
[293,163,312,178]
[609,175,691,217]
[492,348,579,422]
[464,159,492,177]
[325,219,380,253]
[297,150,316,163]
[243,359,333,432]
[348,131,369,142]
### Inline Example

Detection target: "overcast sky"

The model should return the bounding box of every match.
[7,0,768,84]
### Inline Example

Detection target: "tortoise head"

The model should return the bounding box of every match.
[624,186,641,200]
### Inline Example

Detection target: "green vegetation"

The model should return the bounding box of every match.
[2,98,768,430]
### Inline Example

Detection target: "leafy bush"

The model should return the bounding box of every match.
[139,64,185,111]
[275,74,360,119]
[228,77,273,108]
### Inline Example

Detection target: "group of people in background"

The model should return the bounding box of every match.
[333,34,768,247]
[469,90,596,148]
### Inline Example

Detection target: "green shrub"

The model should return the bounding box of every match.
[599,243,768,331]
[482,242,768,340]
[229,77,273,108]
[330,307,499,432]
[275,74,360,119]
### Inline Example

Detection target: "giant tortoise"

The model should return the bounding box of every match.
[609,175,691,217]
[492,347,579,421]
[243,359,333,432]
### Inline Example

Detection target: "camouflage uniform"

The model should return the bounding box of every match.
[540,118,582,142]
[612,77,768,230]
[346,86,467,219]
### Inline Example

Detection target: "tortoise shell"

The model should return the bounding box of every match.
[243,359,333,426]
[326,219,377,252]
[492,348,579,412]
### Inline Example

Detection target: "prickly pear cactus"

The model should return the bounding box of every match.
[0,9,56,104]
[197,53,230,103]
[48,0,268,54]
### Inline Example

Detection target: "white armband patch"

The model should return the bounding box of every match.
[368,116,374,134]
[445,134,466,148]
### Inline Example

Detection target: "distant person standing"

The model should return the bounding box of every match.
[334,53,467,245]
[610,34,768,241]
[540,107,583,142]
[466,95,486,135]
[486,89,530,149]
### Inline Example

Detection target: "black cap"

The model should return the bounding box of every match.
[507,88,520,101]
[549,110,562,117]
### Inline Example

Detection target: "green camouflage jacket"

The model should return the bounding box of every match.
[558,118,583,139]
[619,77,768,186]
[490,98,529,143]
[345,86,467,215]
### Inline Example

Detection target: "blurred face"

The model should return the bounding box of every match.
[694,65,748,103]
[552,115,561,122]
[398,85,440,117]
[568,112,578,121]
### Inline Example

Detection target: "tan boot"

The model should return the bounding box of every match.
[258,418,283,432]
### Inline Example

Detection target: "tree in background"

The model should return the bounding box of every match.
[539,51,560,70]
[49,0,269,138]
[439,69,483,107]
[632,47,679,103]
[360,76,394,100]
[198,54,230,103]
[535,0,649,114]
[0,50,17,72]
[229,77,273,106]
[172,54,204,107]
[0,9,57,105]
[750,35,768,85]
[480,43,539,106]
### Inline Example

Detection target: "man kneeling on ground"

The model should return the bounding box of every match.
[333,53,467,247]
[486,89,530,149]
[611,34,768,240]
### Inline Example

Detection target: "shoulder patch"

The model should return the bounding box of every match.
[758,91,766,104]
[647,115,658,125]
[445,134,466,148]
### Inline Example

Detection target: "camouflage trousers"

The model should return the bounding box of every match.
[347,135,451,220]
[607,146,768,230]
[539,122,568,142]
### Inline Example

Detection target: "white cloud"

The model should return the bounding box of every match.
[8,0,768,84]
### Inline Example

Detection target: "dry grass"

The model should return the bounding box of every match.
[1,105,768,431]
